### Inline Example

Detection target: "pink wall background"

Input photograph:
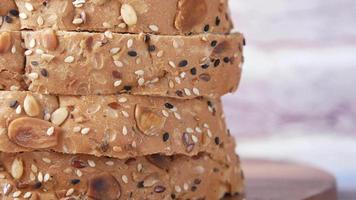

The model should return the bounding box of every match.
[225,0,356,193]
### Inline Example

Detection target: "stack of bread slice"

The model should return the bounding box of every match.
[0,0,245,199]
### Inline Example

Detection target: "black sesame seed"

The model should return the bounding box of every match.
[164,103,174,109]
[9,9,19,17]
[215,16,221,26]
[207,101,213,107]
[148,45,156,52]
[203,24,210,32]
[171,194,176,199]
[176,90,184,97]
[4,16,13,23]
[194,178,201,185]
[154,185,166,193]
[33,182,42,189]
[223,57,230,63]
[214,59,221,67]
[137,181,144,188]
[190,67,197,75]
[144,34,151,43]
[191,185,197,192]
[211,40,218,47]
[123,85,132,91]
[214,137,220,145]
[9,100,19,108]
[243,38,246,46]
[71,179,80,185]
[163,132,170,142]
[40,69,48,77]
[178,60,188,67]
[31,61,39,66]
[128,51,137,57]
[201,63,209,69]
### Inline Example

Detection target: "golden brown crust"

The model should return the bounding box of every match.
[0,150,244,200]
[22,30,244,98]
[14,0,232,35]
[0,91,235,160]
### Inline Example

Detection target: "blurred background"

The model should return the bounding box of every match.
[226,0,356,196]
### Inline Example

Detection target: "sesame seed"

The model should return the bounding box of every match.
[162,110,169,117]
[122,175,129,183]
[72,18,84,24]
[114,60,124,67]
[9,9,19,17]
[223,57,230,63]
[40,69,48,77]
[164,103,174,109]
[149,24,159,32]
[19,13,28,19]
[192,88,200,95]
[66,188,74,196]
[178,60,188,67]
[201,63,209,69]
[9,100,19,108]
[163,132,170,142]
[114,80,122,87]
[64,56,74,63]
[127,39,133,48]
[215,16,221,26]
[169,61,176,68]
[211,40,218,47]
[88,160,96,167]
[192,135,198,143]
[122,126,128,136]
[12,191,21,198]
[110,47,121,54]
[203,24,210,32]
[148,45,156,52]
[23,191,32,198]
[154,185,166,193]
[46,127,55,136]
[4,16,12,23]
[71,179,80,185]
[214,137,220,145]
[190,68,197,75]
[214,59,221,67]
[81,127,90,135]
[128,51,137,57]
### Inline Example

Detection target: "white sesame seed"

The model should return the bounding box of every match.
[19,13,28,19]
[122,126,128,136]
[168,61,176,68]
[192,135,199,143]
[42,157,51,164]
[207,129,212,137]
[192,88,200,95]
[186,128,194,133]
[134,70,144,76]
[114,60,124,67]
[195,127,202,133]
[118,23,127,29]
[37,16,44,26]
[15,105,22,114]
[114,80,122,87]
[157,50,164,57]
[175,185,182,193]
[162,110,169,117]
[118,97,127,103]
[106,161,114,166]
[88,160,96,167]
[29,39,36,48]
[184,88,191,96]
[44,173,50,182]
[23,191,32,198]
[31,164,38,173]
[72,18,84,25]
[149,24,159,32]
[122,175,129,183]
[137,163,143,172]
[81,127,90,135]
[66,188,74,196]
[174,112,181,120]
[37,172,43,182]
[11,46,16,54]
[172,40,179,48]
[175,77,181,84]
[73,126,81,133]
[24,49,33,56]
[127,39,133,48]
[46,127,55,136]
[12,191,21,198]
[75,169,83,177]
[64,56,74,63]
[183,183,189,191]
[180,72,186,78]
[122,110,129,118]
[104,31,113,39]
[27,72,39,80]
[110,47,121,54]
[138,78,145,86]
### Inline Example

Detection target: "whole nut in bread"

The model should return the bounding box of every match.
[175,0,208,32]
[41,28,58,51]
[87,173,121,200]
[0,32,12,53]
[23,93,41,117]
[134,105,167,136]
[8,117,60,149]
[10,157,23,179]
[121,4,138,27]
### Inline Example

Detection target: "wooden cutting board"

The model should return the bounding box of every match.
[234,159,338,200]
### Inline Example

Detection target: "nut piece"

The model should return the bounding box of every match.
[134,105,166,136]
[41,29,58,51]
[175,0,208,32]
[121,4,138,26]
[23,94,41,117]
[0,32,12,54]
[88,173,121,200]
[51,107,69,126]
[11,158,24,180]
[8,117,60,149]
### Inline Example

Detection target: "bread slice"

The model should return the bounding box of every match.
[22,30,244,98]
[0,91,236,160]
[0,148,244,200]
[14,0,232,35]
[0,31,25,91]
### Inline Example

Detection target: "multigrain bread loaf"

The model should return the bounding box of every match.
[22,30,244,98]
[0,0,20,31]
[0,150,244,200]
[0,91,235,160]
[0,31,25,91]
[14,0,233,35]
